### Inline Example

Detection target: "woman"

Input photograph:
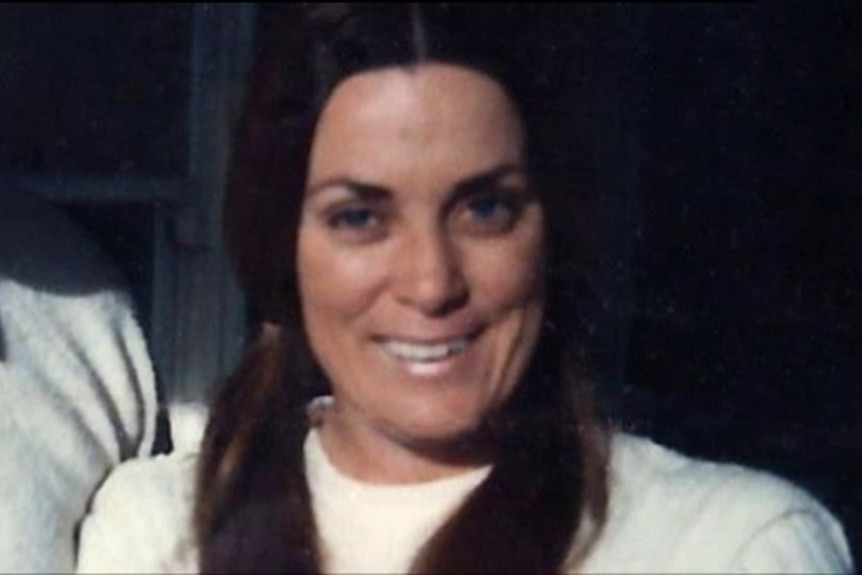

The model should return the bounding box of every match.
[77,4,852,573]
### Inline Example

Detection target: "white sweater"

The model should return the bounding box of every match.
[76,431,853,574]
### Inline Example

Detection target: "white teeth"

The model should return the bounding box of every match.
[382,338,469,362]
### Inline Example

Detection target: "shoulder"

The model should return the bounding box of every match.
[580,433,853,573]
[608,433,817,519]
[76,452,198,573]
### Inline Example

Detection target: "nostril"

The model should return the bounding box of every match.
[397,265,468,316]
[420,278,469,317]
[393,234,469,316]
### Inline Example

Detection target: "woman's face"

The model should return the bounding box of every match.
[297,63,546,480]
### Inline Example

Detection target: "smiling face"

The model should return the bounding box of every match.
[297,63,546,482]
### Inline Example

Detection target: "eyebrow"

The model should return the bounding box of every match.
[305,178,390,200]
[305,163,527,200]
[451,164,527,197]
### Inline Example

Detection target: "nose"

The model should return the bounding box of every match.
[392,225,468,316]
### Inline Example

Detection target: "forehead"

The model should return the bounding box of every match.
[307,63,525,188]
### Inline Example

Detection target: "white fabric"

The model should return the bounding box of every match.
[75,451,199,573]
[75,429,853,574]
[166,402,209,455]
[578,434,853,573]
[305,430,492,573]
[0,189,157,573]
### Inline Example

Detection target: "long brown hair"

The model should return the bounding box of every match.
[195,4,608,573]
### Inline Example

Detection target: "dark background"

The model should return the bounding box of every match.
[609,2,861,563]
[0,1,859,565]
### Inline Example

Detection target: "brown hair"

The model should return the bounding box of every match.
[195,4,608,573]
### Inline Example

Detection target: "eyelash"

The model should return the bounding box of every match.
[327,206,379,230]
[321,189,526,242]
[458,190,523,233]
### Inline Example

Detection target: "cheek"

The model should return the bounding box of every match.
[470,230,546,312]
[296,229,385,325]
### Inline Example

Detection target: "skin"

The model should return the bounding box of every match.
[297,63,546,484]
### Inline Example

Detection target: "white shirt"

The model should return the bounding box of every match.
[305,430,491,573]
[76,431,853,574]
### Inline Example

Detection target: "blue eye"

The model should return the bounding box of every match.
[456,190,525,236]
[468,195,508,219]
[331,207,375,229]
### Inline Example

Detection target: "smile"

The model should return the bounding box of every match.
[381,337,470,363]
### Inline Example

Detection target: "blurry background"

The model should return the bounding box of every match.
[0,1,858,562]
[0,3,253,404]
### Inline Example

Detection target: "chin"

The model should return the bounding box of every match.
[391,410,497,458]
